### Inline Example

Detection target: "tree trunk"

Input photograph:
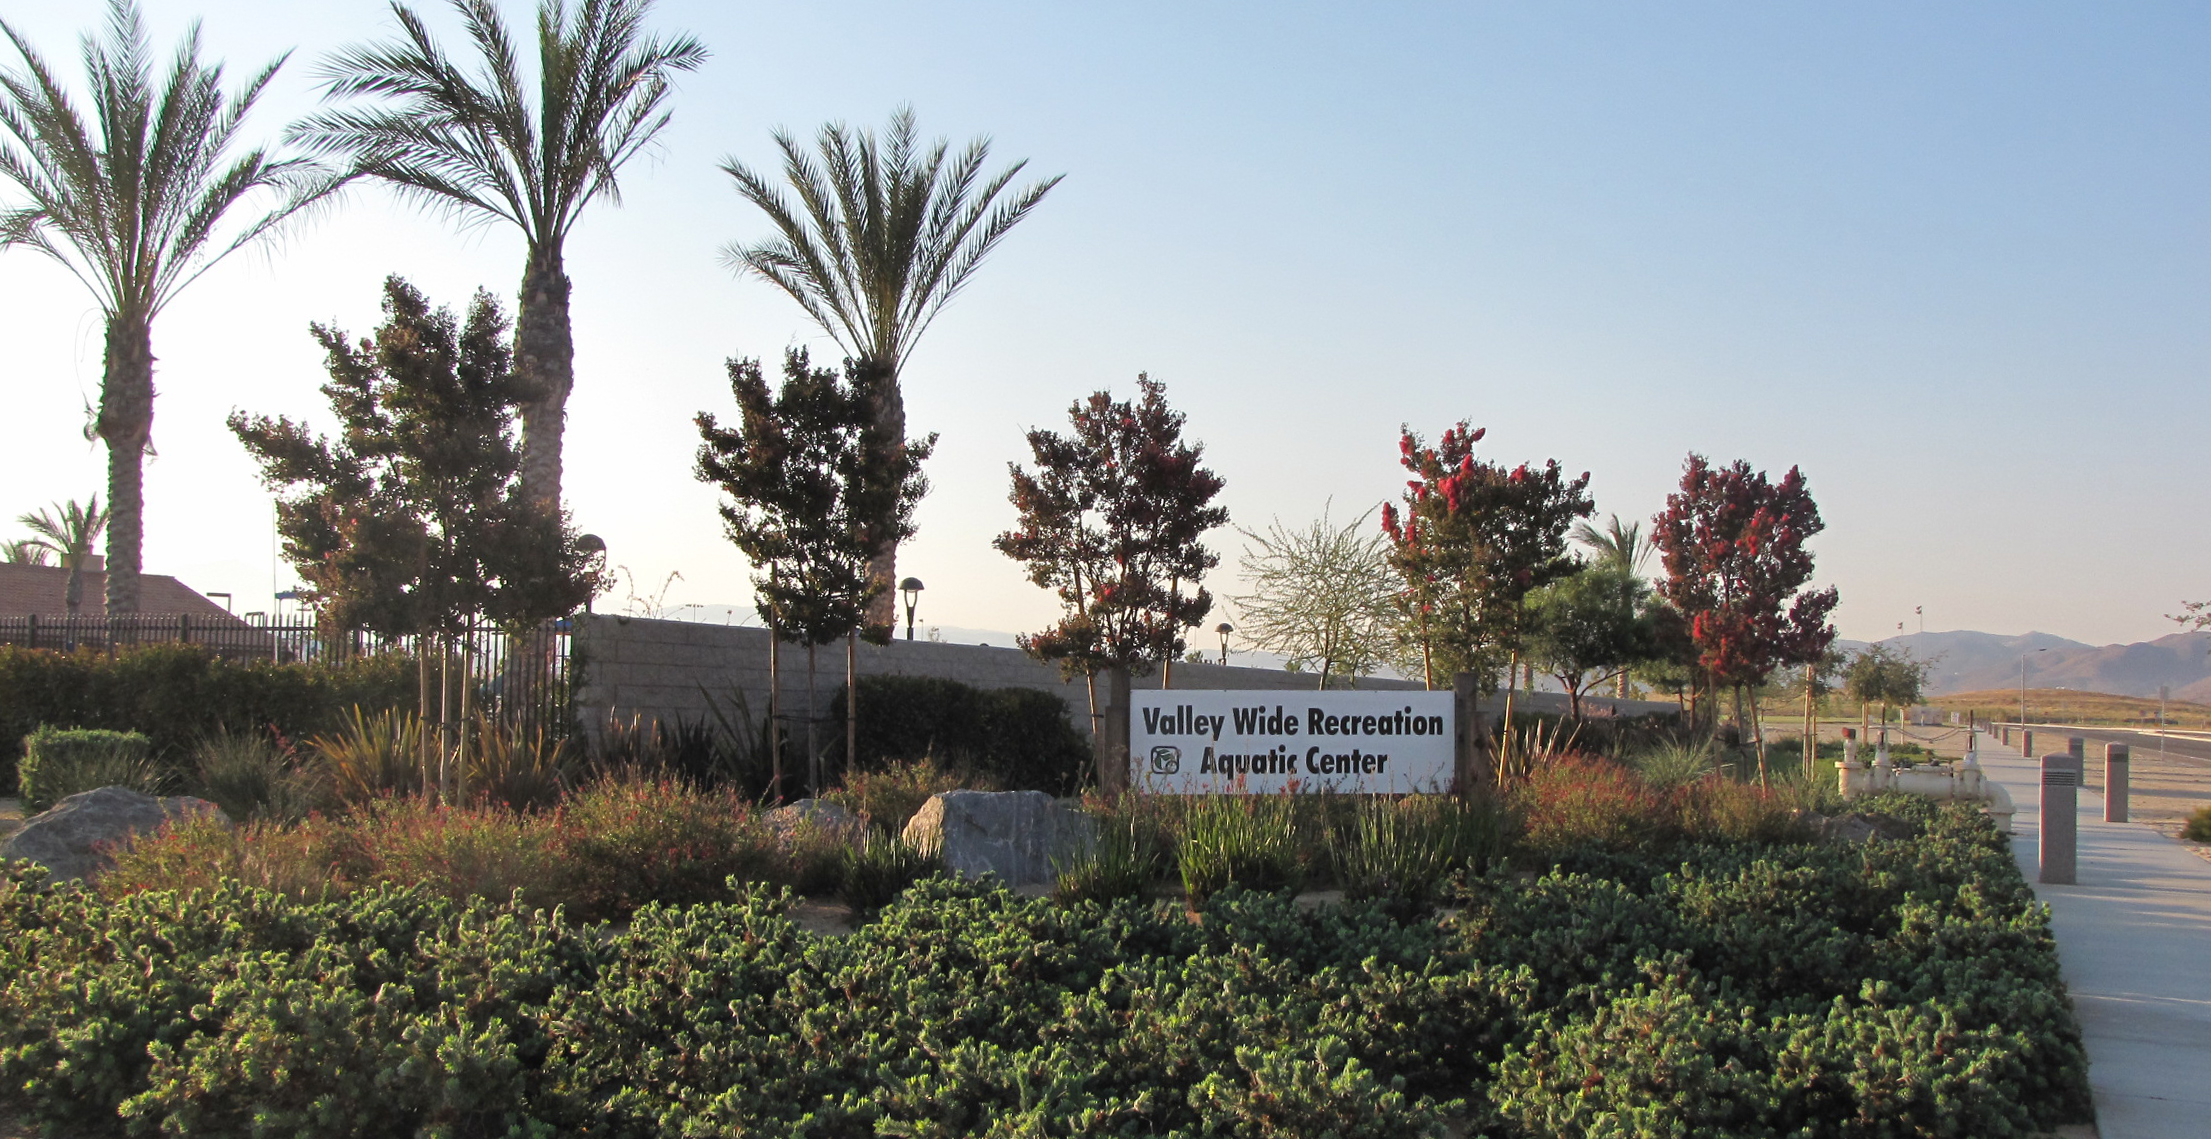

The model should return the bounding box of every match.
[1501,648,1521,777]
[845,631,858,783]
[1803,684,1816,779]
[860,359,904,633]
[99,311,154,617]
[769,631,782,803]
[418,647,434,797]
[807,642,819,797]
[515,244,575,513]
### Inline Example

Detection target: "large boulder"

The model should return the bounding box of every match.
[901,790,1095,887]
[762,798,865,845]
[2,786,228,882]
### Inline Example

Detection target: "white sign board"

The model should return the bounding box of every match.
[1130,690,1455,795]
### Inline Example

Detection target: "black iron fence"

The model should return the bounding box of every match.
[0,614,575,729]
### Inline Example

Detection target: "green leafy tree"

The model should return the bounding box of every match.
[0,0,333,615]
[295,0,707,511]
[1380,420,1594,712]
[724,106,1061,627]
[1524,563,1658,720]
[997,375,1227,714]
[1846,643,1929,738]
[18,497,107,614]
[695,347,933,794]
[229,277,600,741]
[1231,503,1403,689]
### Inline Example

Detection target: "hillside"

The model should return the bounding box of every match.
[1875,628,2211,701]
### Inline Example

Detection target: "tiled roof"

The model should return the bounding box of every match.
[0,564,251,627]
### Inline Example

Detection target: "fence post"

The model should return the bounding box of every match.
[2039,751,2080,885]
[2104,743,2130,823]
[177,614,190,644]
[23,612,34,650]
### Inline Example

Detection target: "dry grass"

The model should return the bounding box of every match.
[1932,688,2211,728]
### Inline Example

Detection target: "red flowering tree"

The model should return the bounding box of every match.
[996,375,1228,719]
[1651,454,1839,745]
[1381,421,1593,704]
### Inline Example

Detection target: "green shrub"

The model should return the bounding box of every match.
[836,832,943,911]
[188,729,332,823]
[827,755,994,832]
[18,726,161,811]
[1054,802,1166,904]
[1332,794,1512,913]
[1178,794,1304,900]
[0,643,416,794]
[310,708,423,804]
[2184,804,2211,842]
[550,779,782,922]
[1631,734,1719,787]
[830,674,1092,793]
[462,713,576,810]
[7,796,2091,1136]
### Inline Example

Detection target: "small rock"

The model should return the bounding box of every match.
[1812,812,1919,844]
[2,786,229,882]
[762,798,865,844]
[901,790,1095,887]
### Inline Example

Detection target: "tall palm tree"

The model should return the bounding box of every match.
[723,106,1061,628]
[294,0,706,512]
[1572,513,1655,577]
[20,496,108,614]
[0,0,332,616]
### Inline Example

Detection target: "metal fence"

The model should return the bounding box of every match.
[0,614,575,729]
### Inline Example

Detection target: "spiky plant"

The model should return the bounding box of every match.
[0,0,333,614]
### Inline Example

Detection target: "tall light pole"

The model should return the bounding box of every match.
[899,577,924,641]
[2019,647,2048,725]
[1216,622,1233,666]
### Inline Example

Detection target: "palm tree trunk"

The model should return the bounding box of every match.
[515,244,575,512]
[99,311,154,617]
[861,359,904,633]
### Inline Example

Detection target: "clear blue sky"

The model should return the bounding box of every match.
[1,1,2205,646]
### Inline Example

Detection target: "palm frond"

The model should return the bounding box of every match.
[721,106,1062,378]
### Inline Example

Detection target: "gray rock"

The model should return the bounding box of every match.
[2,786,228,882]
[762,798,865,844]
[901,790,1095,887]
[1812,812,1920,844]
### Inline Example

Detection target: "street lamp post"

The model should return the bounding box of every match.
[575,534,606,614]
[2018,647,2048,727]
[1216,622,1233,666]
[900,578,924,641]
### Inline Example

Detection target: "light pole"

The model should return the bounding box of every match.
[575,534,606,614]
[2018,647,2047,726]
[1216,622,1233,666]
[900,577,924,641]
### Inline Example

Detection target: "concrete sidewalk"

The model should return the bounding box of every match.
[1971,729,2211,1139]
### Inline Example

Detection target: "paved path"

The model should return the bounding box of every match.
[1972,729,2211,1139]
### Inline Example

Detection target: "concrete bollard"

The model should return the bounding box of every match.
[2068,736,2085,761]
[2022,729,2034,760]
[2105,743,2130,823]
[2040,752,2080,885]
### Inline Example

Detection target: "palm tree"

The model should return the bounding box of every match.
[294,0,706,512]
[0,0,332,615]
[20,496,108,614]
[723,106,1060,627]
[1,539,52,566]
[1572,514,1655,577]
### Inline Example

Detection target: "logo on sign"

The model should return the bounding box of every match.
[1150,745,1181,774]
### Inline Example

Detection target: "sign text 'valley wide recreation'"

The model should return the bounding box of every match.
[1130,690,1453,794]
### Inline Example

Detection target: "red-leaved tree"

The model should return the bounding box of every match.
[1651,454,1839,755]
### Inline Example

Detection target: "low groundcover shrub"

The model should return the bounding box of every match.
[0,792,2089,1138]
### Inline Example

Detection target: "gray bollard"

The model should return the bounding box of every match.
[2040,752,2080,885]
[2022,728,2034,760]
[2068,736,2085,761]
[2105,743,2130,823]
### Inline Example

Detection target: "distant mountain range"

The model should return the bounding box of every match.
[1866,629,2211,703]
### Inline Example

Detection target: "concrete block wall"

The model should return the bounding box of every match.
[574,614,1679,739]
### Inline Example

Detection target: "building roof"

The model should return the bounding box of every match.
[0,564,250,627]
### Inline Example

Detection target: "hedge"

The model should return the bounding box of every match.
[0,645,415,794]
[829,674,1092,793]
[0,796,2091,1137]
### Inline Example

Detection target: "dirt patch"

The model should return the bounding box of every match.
[0,797,21,846]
